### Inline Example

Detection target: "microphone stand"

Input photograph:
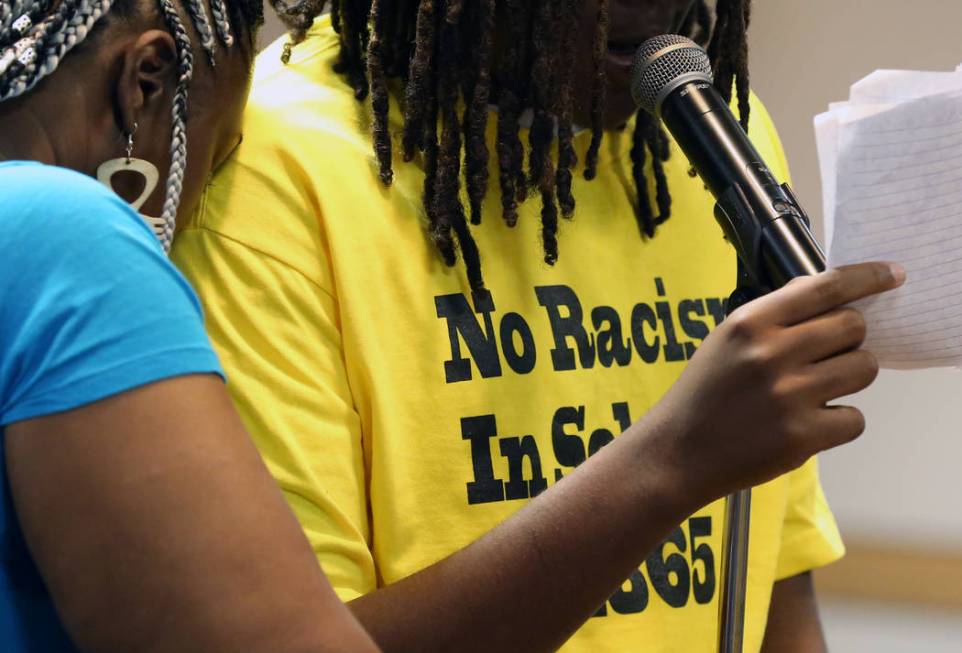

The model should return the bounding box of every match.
[713,183,826,653]
[716,260,762,653]
[719,485,752,653]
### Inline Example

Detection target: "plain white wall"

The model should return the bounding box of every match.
[749,0,962,550]
[256,3,962,549]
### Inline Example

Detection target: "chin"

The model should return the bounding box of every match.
[572,85,639,130]
[605,91,642,129]
[571,57,646,130]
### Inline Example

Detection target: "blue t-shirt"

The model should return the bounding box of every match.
[0,162,223,650]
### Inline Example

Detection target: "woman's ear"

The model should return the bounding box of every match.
[114,29,178,135]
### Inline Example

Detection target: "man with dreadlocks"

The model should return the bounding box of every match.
[174,1,902,650]
[0,0,380,651]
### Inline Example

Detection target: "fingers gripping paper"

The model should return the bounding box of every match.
[816,69,962,369]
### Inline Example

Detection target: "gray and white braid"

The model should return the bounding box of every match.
[159,0,236,251]
[0,0,115,100]
[157,0,195,251]
[183,0,216,63]
[0,0,237,254]
[208,0,233,47]
[36,0,114,88]
[0,1,36,34]
[1,2,19,33]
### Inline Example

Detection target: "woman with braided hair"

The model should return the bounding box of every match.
[174,1,902,651]
[0,1,379,651]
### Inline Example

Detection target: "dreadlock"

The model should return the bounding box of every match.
[527,0,562,264]
[628,0,750,241]
[462,0,494,226]
[583,0,609,182]
[0,0,263,251]
[493,0,530,228]
[273,0,752,293]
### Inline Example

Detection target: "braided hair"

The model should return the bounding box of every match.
[0,0,264,252]
[273,0,752,293]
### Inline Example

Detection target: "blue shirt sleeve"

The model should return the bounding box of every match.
[0,163,223,426]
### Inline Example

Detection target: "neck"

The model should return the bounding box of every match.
[0,102,68,166]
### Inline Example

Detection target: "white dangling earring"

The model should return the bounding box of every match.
[96,123,165,241]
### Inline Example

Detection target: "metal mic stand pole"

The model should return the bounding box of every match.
[718,487,752,653]
[716,268,760,653]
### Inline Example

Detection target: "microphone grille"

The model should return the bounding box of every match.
[631,34,713,116]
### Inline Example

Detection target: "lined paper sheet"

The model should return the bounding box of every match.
[823,91,962,369]
[849,69,962,104]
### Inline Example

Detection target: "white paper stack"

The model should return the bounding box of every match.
[815,67,962,369]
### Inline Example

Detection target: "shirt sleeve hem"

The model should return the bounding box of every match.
[774,529,846,582]
[2,348,224,427]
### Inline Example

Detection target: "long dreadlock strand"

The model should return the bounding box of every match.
[332,0,355,60]
[330,0,341,32]
[647,117,671,225]
[709,1,749,122]
[535,119,560,264]
[418,3,444,259]
[433,0,485,291]
[630,114,656,237]
[716,13,736,102]
[527,0,562,264]
[368,0,392,184]
[335,0,371,99]
[583,0,608,180]
[531,101,559,263]
[554,0,579,220]
[430,0,463,257]
[423,90,448,260]
[446,0,488,293]
[706,0,753,133]
[734,0,752,130]
[693,0,713,44]
[401,0,438,160]
[494,0,531,227]
[387,0,414,78]
[706,0,730,75]
[679,0,712,45]
[462,0,494,225]
[526,0,557,189]
[449,196,486,295]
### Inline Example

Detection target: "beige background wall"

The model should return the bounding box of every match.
[258,2,962,549]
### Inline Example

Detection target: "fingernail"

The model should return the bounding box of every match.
[889,263,907,285]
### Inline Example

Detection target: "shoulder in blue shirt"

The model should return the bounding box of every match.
[0,161,223,651]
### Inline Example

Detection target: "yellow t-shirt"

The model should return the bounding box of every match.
[172,17,843,652]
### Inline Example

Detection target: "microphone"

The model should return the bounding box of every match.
[630,34,826,291]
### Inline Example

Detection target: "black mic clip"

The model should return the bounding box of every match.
[716,182,814,315]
